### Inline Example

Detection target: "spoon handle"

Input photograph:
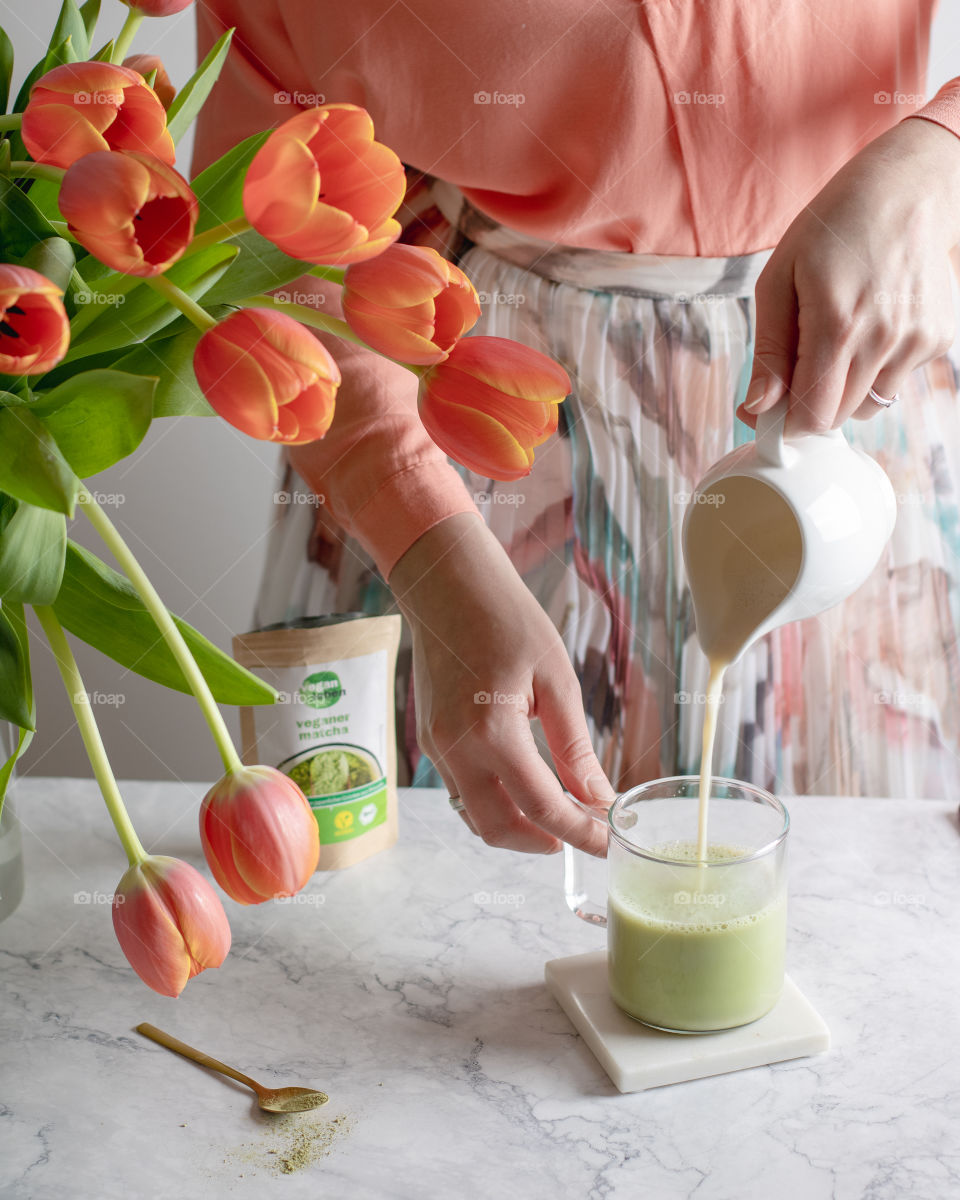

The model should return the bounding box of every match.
[135,1022,262,1093]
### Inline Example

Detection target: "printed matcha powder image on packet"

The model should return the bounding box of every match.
[233,615,402,869]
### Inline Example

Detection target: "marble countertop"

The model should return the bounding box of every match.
[1,779,958,1200]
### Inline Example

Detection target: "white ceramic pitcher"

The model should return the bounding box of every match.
[682,399,897,663]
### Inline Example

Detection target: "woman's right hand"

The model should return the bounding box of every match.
[389,512,614,856]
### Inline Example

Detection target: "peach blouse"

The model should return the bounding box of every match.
[194,1,960,576]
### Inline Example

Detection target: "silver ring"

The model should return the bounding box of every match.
[868,386,898,409]
[448,794,466,813]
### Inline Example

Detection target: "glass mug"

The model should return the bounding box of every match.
[564,776,789,1033]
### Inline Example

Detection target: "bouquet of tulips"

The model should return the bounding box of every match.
[0,0,570,996]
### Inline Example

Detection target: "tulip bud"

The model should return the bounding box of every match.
[418,336,571,480]
[58,150,198,277]
[22,61,174,169]
[0,265,70,376]
[123,54,176,110]
[112,855,231,997]
[121,0,194,13]
[199,766,320,905]
[243,104,406,265]
[342,244,481,365]
[193,308,341,444]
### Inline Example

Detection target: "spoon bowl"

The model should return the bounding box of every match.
[135,1022,329,1114]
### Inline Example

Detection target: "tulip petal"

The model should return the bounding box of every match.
[22,103,111,166]
[244,134,324,236]
[194,331,281,439]
[420,393,535,480]
[428,369,558,443]
[345,244,449,307]
[442,336,572,402]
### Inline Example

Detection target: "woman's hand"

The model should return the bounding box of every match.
[389,512,614,856]
[741,116,960,434]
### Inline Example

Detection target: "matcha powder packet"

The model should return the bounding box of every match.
[233,614,402,870]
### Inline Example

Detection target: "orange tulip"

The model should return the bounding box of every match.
[342,244,481,365]
[22,61,174,169]
[418,336,571,480]
[58,150,198,277]
[243,104,405,265]
[122,0,194,13]
[123,54,176,110]
[193,308,341,444]
[199,766,320,905]
[0,265,70,376]
[112,855,231,997]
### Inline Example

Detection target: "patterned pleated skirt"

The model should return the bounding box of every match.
[253,173,960,800]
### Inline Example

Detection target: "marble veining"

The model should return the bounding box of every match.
[1,780,958,1199]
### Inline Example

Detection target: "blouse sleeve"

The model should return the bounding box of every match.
[902,76,960,141]
[192,5,481,581]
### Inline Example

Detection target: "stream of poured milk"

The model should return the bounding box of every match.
[685,476,804,863]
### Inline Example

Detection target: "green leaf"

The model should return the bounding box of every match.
[166,28,233,145]
[91,39,114,64]
[193,130,270,232]
[32,369,156,476]
[0,602,35,812]
[20,237,76,294]
[0,26,14,114]
[0,501,66,604]
[0,176,58,261]
[65,243,238,361]
[54,542,279,705]
[200,230,315,306]
[0,602,35,729]
[115,326,215,418]
[79,0,101,43]
[49,1,89,62]
[0,408,79,515]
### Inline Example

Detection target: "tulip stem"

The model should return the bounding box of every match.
[241,295,367,350]
[9,161,65,185]
[111,8,144,64]
[186,219,251,256]
[0,115,21,132]
[144,275,217,332]
[76,486,244,776]
[33,605,147,866]
[307,266,346,286]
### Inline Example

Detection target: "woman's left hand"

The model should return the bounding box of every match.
[740,116,960,434]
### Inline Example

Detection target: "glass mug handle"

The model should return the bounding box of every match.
[562,795,610,927]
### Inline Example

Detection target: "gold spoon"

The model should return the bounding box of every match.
[135,1022,329,1113]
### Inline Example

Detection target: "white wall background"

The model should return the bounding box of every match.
[3,1,960,783]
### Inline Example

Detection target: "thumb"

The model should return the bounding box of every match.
[534,668,616,809]
[742,263,799,417]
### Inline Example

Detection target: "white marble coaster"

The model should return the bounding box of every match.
[545,950,830,1093]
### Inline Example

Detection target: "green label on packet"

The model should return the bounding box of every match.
[308,779,388,843]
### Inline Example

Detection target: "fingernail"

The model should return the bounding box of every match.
[586,773,616,804]
[744,375,785,413]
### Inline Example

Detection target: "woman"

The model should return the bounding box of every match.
[195,2,960,857]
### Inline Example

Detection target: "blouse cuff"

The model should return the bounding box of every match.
[903,76,960,141]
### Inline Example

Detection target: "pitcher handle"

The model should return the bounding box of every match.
[562,794,609,927]
[754,397,789,468]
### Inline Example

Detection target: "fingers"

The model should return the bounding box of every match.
[533,665,615,812]
[742,261,797,419]
[443,753,564,855]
